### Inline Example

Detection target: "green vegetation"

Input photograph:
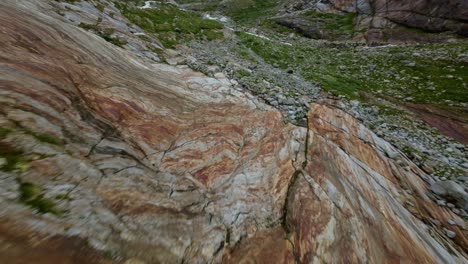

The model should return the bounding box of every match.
[0,128,12,139]
[55,193,71,201]
[401,145,428,163]
[176,0,279,16]
[19,182,62,215]
[1,126,61,146]
[79,22,100,31]
[222,0,280,24]
[79,23,127,47]
[259,19,296,34]
[24,130,62,145]
[98,29,128,47]
[304,11,357,32]
[115,2,224,48]
[234,68,252,78]
[290,11,358,39]
[378,105,407,117]
[175,0,221,11]
[0,127,62,172]
[96,3,106,12]
[167,0,465,107]
[257,11,359,40]
[0,142,27,172]
[236,32,468,104]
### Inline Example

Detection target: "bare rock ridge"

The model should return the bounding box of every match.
[0,0,467,263]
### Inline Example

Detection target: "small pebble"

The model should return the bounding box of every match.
[445,229,456,239]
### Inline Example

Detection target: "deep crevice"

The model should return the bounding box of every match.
[280,114,311,263]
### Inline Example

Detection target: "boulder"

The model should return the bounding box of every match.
[431,181,468,210]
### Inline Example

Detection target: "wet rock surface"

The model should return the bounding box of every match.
[0,0,467,263]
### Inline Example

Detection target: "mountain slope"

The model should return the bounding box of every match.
[0,0,467,263]
[180,0,468,42]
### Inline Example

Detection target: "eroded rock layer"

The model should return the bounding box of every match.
[0,0,466,263]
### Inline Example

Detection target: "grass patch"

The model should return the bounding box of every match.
[222,0,280,24]
[175,0,222,11]
[300,11,358,39]
[260,19,296,34]
[235,32,468,104]
[234,68,252,78]
[378,105,407,117]
[272,13,358,40]
[116,2,224,48]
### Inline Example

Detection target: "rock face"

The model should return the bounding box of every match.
[298,103,468,262]
[280,0,468,43]
[0,0,467,263]
[370,0,468,36]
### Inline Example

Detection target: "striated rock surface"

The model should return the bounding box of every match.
[290,103,468,262]
[0,0,467,263]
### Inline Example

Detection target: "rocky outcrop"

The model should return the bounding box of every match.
[296,103,467,262]
[280,0,468,43]
[0,0,467,263]
[369,0,468,36]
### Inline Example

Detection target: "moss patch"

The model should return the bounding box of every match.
[19,182,62,215]
[79,23,127,48]
[79,22,99,31]
[24,130,62,145]
[0,142,28,172]
[0,128,12,139]
[0,127,62,171]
